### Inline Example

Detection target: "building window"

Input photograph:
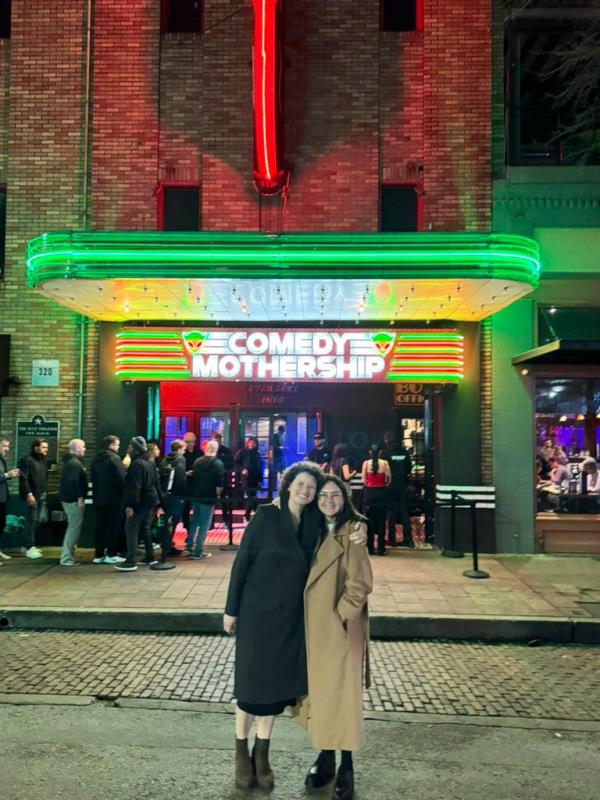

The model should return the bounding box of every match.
[506,11,600,166]
[0,0,10,39]
[161,0,202,34]
[381,1,422,33]
[158,184,201,231]
[380,184,421,232]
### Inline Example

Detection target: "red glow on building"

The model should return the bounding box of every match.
[252,0,285,194]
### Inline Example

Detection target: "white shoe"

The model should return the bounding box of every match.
[92,557,106,564]
[103,555,126,564]
[24,546,43,559]
[152,543,161,551]
[0,549,11,560]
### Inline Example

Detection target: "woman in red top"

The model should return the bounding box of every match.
[361,444,391,556]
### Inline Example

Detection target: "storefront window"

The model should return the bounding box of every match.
[536,378,600,514]
[538,306,600,345]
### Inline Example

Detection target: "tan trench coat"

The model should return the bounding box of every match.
[294,521,373,752]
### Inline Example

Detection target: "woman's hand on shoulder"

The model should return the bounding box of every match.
[349,520,368,546]
[223,614,237,635]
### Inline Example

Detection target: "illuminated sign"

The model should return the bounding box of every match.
[115,328,464,384]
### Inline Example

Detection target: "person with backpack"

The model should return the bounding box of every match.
[159,439,188,559]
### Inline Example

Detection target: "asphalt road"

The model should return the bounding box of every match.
[1,701,599,800]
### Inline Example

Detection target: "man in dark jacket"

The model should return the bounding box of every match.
[58,439,88,566]
[0,437,20,562]
[186,440,224,559]
[212,432,234,531]
[381,430,413,548]
[91,435,126,565]
[159,439,187,560]
[18,437,49,559]
[236,437,263,520]
[182,431,202,532]
[115,436,162,572]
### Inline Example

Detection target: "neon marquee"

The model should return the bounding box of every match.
[115,328,465,384]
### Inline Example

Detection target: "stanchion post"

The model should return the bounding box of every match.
[441,490,464,559]
[463,499,489,579]
[220,495,239,552]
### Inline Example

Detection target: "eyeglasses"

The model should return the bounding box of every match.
[318,492,343,500]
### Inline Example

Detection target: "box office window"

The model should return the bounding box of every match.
[539,306,600,345]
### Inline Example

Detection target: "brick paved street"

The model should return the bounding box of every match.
[0,630,598,721]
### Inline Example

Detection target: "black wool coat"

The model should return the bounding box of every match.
[225,502,321,706]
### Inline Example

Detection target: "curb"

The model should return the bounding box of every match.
[1,606,599,643]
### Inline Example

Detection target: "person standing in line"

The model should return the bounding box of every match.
[361,444,391,556]
[237,436,263,520]
[308,432,332,470]
[18,438,49,559]
[114,436,162,572]
[212,432,234,531]
[0,437,20,563]
[381,430,413,548]
[58,438,88,566]
[298,474,372,800]
[329,442,356,483]
[186,440,224,560]
[268,423,286,494]
[91,435,126,565]
[158,439,188,563]
[182,431,202,532]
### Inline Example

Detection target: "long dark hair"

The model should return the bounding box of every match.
[368,443,381,473]
[279,461,324,503]
[319,473,364,533]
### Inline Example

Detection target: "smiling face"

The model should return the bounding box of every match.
[318,480,344,520]
[288,471,317,508]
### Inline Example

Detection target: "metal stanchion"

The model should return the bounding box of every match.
[441,490,465,558]
[463,499,489,579]
[220,497,239,552]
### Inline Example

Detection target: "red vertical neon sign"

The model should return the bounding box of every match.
[252,0,285,194]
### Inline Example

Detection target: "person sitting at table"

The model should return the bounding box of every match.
[549,456,572,487]
[581,458,600,494]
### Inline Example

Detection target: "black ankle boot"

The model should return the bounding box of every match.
[235,738,256,789]
[252,736,274,791]
[305,750,336,793]
[332,766,354,800]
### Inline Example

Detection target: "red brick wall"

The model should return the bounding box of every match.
[0,1,98,469]
[0,0,493,461]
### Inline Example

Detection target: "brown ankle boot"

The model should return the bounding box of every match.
[235,738,256,789]
[252,736,275,791]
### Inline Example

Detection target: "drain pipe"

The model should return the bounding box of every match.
[77,0,94,438]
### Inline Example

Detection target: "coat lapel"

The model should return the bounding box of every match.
[305,532,344,590]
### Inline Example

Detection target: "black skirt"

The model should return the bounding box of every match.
[237,698,296,716]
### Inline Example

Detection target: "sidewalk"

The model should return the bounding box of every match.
[1,535,599,642]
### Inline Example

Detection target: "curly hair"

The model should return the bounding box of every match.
[278,461,325,501]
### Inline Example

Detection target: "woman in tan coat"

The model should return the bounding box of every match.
[298,474,373,800]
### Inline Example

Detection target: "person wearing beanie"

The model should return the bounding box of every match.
[115,436,163,572]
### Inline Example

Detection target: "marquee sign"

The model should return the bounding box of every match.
[115,328,464,384]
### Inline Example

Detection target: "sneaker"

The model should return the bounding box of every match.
[104,555,126,564]
[114,562,138,572]
[0,549,11,560]
[152,543,161,551]
[23,546,43,559]
[191,552,212,560]
[60,560,81,567]
[139,558,159,566]
[92,556,106,564]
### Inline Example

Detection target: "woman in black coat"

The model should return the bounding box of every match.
[224,461,324,791]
